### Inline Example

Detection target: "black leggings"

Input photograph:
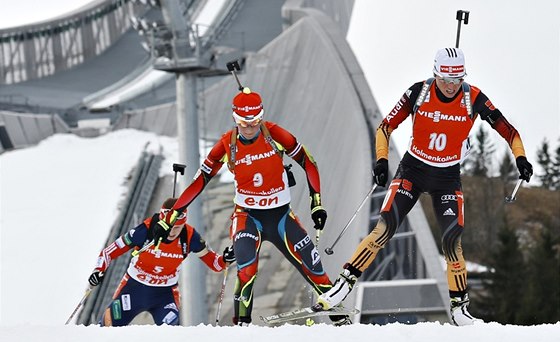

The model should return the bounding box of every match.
[231,203,332,323]
[349,154,468,295]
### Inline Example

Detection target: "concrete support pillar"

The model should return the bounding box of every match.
[176,72,207,325]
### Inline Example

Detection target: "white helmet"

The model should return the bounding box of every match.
[433,48,466,78]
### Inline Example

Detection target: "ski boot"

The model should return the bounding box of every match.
[450,293,482,326]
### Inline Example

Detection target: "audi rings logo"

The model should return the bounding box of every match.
[441,194,457,201]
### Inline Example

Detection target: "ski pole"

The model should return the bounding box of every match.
[305,230,321,326]
[65,286,93,325]
[215,266,229,325]
[172,163,186,197]
[309,230,321,302]
[455,10,470,48]
[325,182,378,255]
[132,163,186,257]
[131,240,155,256]
[226,60,244,90]
[315,228,321,252]
[505,179,524,203]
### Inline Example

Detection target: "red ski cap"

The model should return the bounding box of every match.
[232,87,264,123]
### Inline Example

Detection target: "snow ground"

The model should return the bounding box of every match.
[1,322,560,342]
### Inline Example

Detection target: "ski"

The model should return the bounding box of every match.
[260,306,359,325]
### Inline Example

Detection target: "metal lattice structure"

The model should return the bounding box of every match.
[0,0,139,85]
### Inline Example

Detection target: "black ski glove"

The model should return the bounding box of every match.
[153,209,181,247]
[88,271,104,286]
[310,193,327,230]
[222,246,236,264]
[516,156,533,182]
[153,219,172,248]
[373,158,389,187]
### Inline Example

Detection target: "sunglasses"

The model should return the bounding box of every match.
[235,117,262,128]
[437,76,464,85]
[161,209,187,220]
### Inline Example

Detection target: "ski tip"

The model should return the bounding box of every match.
[260,315,275,324]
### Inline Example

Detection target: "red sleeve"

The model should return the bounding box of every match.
[93,235,135,272]
[384,93,414,129]
[491,116,519,144]
[198,250,226,272]
[173,138,227,212]
[490,116,526,158]
[471,88,527,158]
[267,122,321,194]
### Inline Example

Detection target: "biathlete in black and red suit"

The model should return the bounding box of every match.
[153,88,351,326]
[87,198,235,326]
[316,47,533,326]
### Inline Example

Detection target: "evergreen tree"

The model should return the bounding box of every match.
[464,126,495,177]
[476,223,526,324]
[518,227,560,324]
[536,138,554,189]
[552,139,560,190]
[499,151,517,184]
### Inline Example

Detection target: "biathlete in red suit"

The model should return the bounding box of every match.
[153,88,350,326]
[87,198,235,326]
[316,48,534,326]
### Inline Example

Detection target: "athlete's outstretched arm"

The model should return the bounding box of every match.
[473,92,527,158]
[93,221,150,272]
[375,122,394,161]
[376,82,421,160]
[172,140,227,212]
[187,229,229,272]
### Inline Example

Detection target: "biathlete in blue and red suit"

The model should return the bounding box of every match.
[316,47,534,326]
[87,198,235,326]
[152,88,351,326]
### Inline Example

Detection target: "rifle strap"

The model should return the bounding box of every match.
[413,77,473,119]
[227,122,283,173]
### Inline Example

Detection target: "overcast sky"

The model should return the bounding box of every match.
[0,0,558,172]
[0,0,95,29]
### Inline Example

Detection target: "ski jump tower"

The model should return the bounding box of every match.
[0,0,450,324]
